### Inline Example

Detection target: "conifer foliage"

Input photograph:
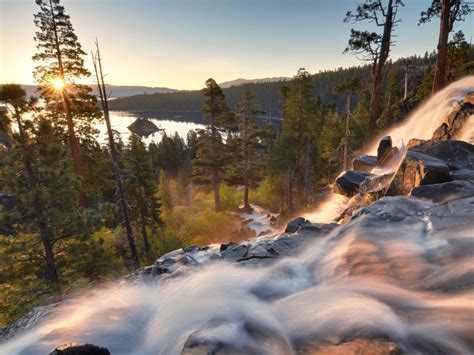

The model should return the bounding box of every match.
[192,79,234,211]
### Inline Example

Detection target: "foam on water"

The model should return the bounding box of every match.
[2,77,474,355]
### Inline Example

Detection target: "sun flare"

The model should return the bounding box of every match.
[52,78,64,90]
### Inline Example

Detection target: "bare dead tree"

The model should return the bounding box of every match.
[91,41,140,270]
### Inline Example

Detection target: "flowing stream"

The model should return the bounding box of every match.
[1,77,473,355]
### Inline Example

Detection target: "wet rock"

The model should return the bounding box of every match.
[299,339,403,355]
[409,140,474,171]
[337,204,366,224]
[221,244,249,260]
[388,150,451,195]
[220,242,236,252]
[285,217,308,233]
[450,169,474,181]
[377,136,392,163]
[432,122,450,140]
[297,222,337,237]
[50,343,110,355]
[352,155,377,172]
[407,138,427,149]
[386,140,474,195]
[334,171,375,197]
[181,320,293,355]
[431,97,474,141]
[358,173,394,203]
[411,180,474,203]
[183,245,200,253]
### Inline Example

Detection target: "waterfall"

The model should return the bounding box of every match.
[2,77,473,355]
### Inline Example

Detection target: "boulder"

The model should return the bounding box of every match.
[352,155,377,172]
[377,136,392,164]
[388,140,474,196]
[358,173,394,203]
[432,122,450,140]
[407,138,427,149]
[50,343,110,355]
[285,217,308,233]
[300,339,403,355]
[333,171,375,197]
[411,180,474,203]
[431,97,474,141]
[221,244,249,260]
[409,140,474,170]
[388,150,451,196]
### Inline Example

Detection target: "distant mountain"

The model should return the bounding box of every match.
[21,84,176,98]
[219,77,290,89]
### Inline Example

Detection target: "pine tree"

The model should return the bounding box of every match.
[124,133,163,253]
[344,0,404,137]
[0,84,91,287]
[33,0,100,206]
[419,0,472,93]
[233,88,265,211]
[280,69,319,206]
[192,79,233,211]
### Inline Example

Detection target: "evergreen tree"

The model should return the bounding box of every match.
[0,85,99,290]
[233,88,265,210]
[124,133,163,253]
[344,0,404,137]
[419,0,472,93]
[33,0,100,205]
[318,109,345,182]
[192,79,233,211]
[280,69,319,206]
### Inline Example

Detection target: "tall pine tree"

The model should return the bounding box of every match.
[33,0,100,205]
[192,79,233,211]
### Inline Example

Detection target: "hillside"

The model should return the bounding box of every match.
[109,55,434,115]
[219,77,290,89]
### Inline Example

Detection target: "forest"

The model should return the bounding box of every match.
[0,0,473,330]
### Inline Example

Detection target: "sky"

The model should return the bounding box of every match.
[0,0,473,90]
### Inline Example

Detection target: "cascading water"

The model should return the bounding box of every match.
[1,77,474,355]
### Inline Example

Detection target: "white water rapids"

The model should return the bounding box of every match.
[1,77,473,354]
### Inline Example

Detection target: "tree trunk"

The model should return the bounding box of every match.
[140,205,150,252]
[367,0,394,138]
[287,169,293,212]
[432,0,450,93]
[343,92,351,171]
[49,0,85,207]
[213,168,221,212]
[243,112,251,211]
[404,64,409,99]
[92,43,140,269]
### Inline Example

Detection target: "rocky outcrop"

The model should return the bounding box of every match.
[432,94,473,140]
[50,343,110,355]
[285,217,308,233]
[334,171,375,197]
[127,118,162,137]
[410,179,474,203]
[352,155,377,172]
[388,140,474,196]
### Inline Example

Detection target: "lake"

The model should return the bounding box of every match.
[97,111,205,145]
